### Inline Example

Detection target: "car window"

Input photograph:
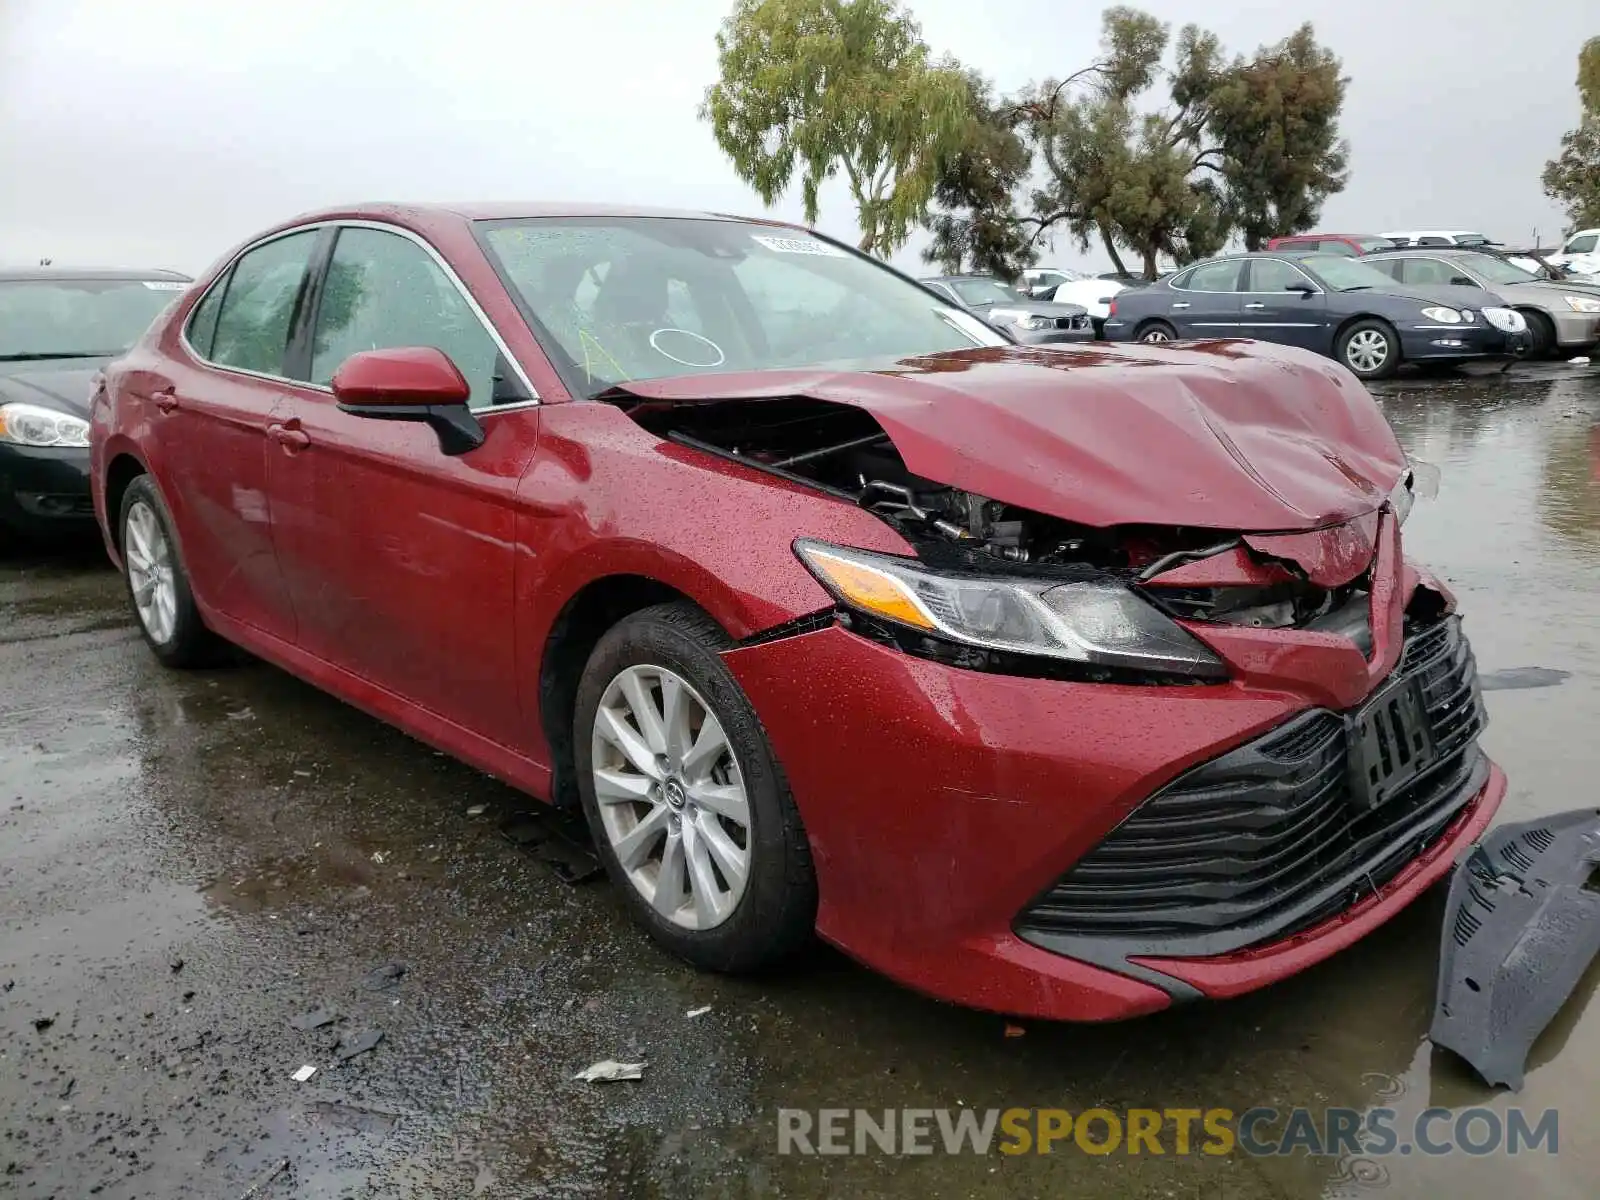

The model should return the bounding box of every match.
[185,277,226,358]
[1567,233,1597,253]
[1369,260,1404,281]
[208,231,318,375]
[1182,261,1243,292]
[309,227,506,410]
[1403,258,1475,287]
[1247,259,1312,292]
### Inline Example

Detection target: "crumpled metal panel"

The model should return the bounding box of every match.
[1430,808,1600,1090]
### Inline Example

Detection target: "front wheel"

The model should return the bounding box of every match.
[1337,319,1400,380]
[1521,310,1556,359]
[574,601,816,973]
[118,475,225,667]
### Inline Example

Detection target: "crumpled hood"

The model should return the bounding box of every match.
[0,362,102,420]
[617,341,1407,533]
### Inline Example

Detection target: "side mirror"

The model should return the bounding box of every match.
[1285,281,1317,296]
[332,346,484,456]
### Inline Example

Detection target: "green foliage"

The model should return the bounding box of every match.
[701,0,969,257]
[1542,38,1600,229]
[921,71,1037,279]
[1020,8,1348,274]
[1202,24,1350,250]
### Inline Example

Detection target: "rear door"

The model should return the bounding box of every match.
[267,223,541,750]
[143,229,322,641]
[1240,257,1329,351]
[1166,260,1244,336]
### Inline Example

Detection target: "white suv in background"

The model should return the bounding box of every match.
[1547,229,1600,276]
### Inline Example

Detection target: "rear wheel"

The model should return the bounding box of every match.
[574,601,816,973]
[1137,320,1177,344]
[118,476,225,667]
[1520,309,1556,358]
[1337,319,1400,380]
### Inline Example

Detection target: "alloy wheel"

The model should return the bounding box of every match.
[1345,329,1391,374]
[590,664,752,930]
[1141,328,1172,343]
[124,500,177,644]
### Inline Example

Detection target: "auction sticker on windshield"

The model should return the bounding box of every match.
[142,281,188,290]
[751,235,845,256]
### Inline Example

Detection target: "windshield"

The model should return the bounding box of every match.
[949,278,1026,306]
[0,278,186,360]
[479,218,1003,395]
[1461,255,1538,285]
[1297,255,1405,291]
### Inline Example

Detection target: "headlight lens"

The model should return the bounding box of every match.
[1480,306,1527,333]
[0,402,90,448]
[1419,306,1463,323]
[1388,469,1415,525]
[1563,294,1600,313]
[794,539,1227,679]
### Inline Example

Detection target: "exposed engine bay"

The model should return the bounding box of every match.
[623,394,1386,634]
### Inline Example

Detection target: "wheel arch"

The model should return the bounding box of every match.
[102,450,151,556]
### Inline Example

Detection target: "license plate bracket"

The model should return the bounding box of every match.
[1346,674,1437,810]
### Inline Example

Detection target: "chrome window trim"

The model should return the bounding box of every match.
[178,217,540,410]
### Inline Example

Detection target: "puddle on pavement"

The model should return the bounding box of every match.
[1,366,1597,1198]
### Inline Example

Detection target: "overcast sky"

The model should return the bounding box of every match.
[0,0,1591,277]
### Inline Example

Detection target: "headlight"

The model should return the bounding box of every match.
[1419,307,1463,323]
[1388,469,1415,525]
[0,402,90,448]
[1563,294,1600,313]
[794,539,1227,679]
[987,309,1051,330]
[1481,306,1527,333]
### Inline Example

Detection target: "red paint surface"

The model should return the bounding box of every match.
[89,202,1501,1022]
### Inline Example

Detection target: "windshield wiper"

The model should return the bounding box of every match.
[0,351,119,362]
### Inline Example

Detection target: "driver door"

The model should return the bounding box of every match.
[267,224,540,751]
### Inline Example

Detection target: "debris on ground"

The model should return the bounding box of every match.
[361,962,407,991]
[31,1016,53,1033]
[1003,1024,1025,1038]
[238,1158,290,1198]
[685,1005,712,1019]
[498,809,603,884]
[289,1008,338,1032]
[1479,667,1573,691]
[291,1065,318,1083]
[336,1029,384,1062]
[466,804,487,816]
[573,1059,646,1083]
[168,955,184,974]
[370,851,386,865]
[1431,808,1600,1090]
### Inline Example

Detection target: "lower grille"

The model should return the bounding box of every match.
[1016,617,1487,953]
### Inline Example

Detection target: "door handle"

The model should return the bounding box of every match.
[151,387,179,414]
[1244,302,1266,309]
[1171,302,1190,309]
[267,422,311,450]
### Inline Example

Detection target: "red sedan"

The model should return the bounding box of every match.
[89,204,1504,1021]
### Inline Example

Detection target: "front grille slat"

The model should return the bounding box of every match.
[1017,616,1488,947]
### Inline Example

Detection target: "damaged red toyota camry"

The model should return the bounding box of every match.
[90,204,1503,1021]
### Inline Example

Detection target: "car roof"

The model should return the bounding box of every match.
[1379,229,1486,237]
[272,200,800,228]
[1272,233,1382,240]
[0,266,192,282]
[920,274,1003,283]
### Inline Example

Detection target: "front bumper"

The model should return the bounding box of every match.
[1400,322,1528,361]
[723,599,1501,1022]
[1012,321,1095,346]
[1550,309,1600,348]
[0,443,94,536]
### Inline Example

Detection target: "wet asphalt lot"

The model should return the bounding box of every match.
[3,363,1599,1199]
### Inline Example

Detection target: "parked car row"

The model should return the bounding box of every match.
[1,200,1508,1026]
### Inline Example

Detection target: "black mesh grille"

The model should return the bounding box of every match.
[1017,617,1487,947]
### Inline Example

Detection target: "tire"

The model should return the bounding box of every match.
[574,601,816,973]
[1136,320,1177,344]
[1336,318,1400,380]
[1520,309,1556,359]
[117,475,226,667]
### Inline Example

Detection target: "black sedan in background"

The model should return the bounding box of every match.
[1103,252,1530,379]
[0,267,191,542]
[920,274,1094,345]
